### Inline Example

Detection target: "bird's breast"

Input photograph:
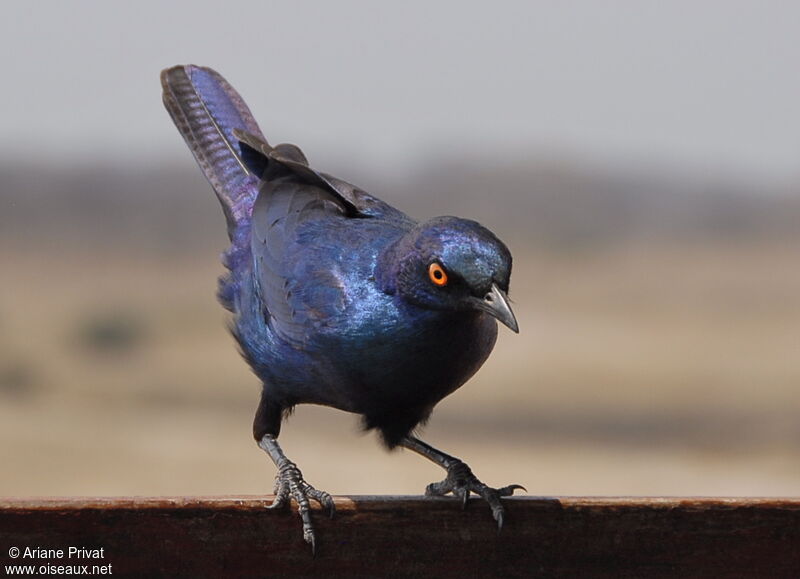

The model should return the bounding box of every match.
[315,295,499,414]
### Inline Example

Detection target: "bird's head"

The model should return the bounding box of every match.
[380,216,518,333]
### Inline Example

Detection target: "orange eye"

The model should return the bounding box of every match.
[428,262,448,287]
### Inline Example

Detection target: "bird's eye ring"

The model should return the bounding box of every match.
[428,262,448,287]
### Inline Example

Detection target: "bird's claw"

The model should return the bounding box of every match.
[269,458,335,553]
[425,460,524,530]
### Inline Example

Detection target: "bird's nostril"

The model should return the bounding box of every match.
[484,293,494,303]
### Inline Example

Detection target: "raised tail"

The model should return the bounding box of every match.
[161,65,264,238]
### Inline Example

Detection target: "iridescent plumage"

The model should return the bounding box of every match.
[162,65,522,552]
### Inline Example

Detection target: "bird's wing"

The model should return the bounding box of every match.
[250,175,358,345]
[236,130,411,222]
[240,131,414,345]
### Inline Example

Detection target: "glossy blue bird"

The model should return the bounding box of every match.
[161,65,522,552]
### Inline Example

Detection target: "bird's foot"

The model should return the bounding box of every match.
[425,460,525,530]
[268,457,335,554]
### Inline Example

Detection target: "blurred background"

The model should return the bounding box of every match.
[1,1,798,498]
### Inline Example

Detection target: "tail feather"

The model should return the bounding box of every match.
[161,65,264,237]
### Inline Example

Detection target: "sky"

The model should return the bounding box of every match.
[1,1,798,184]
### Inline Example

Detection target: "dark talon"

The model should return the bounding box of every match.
[267,495,287,510]
[263,450,330,554]
[306,486,336,519]
[423,458,522,526]
[497,484,526,496]
[425,480,448,497]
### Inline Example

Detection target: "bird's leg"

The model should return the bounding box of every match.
[400,435,525,530]
[258,434,335,554]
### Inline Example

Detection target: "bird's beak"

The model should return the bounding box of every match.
[475,283,519,333]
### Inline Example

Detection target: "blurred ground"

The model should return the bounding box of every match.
[1,158,798,498]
